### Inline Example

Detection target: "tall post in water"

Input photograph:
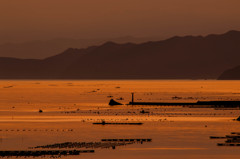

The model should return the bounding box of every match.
[131,92,134,104]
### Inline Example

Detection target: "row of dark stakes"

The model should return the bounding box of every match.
[0,150,93,157]
[210,132,240,146]
[0,139,152,157]
[32,139,152,149]
[0,129,73,132]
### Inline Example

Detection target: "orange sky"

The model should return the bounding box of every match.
[0,0,240,43]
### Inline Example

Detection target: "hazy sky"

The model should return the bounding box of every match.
[0,0,240,43]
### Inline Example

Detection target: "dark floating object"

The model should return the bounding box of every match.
[93,121,143,125]
[210,132,240,146]
[236,116,240,121]
[38,109,43,113]
[0,150,94,157]
[117,97,124,100]
[109,99,123,106]
[140,110,149,114]
[225,135,240,138]
[172,96,182,100]
[3,86,13,88]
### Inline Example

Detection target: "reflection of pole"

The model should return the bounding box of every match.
[131,93,134,104]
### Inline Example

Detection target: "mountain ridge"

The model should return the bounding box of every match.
[1,30,240,79]
[218,65,240,80]
[0,37,160,59]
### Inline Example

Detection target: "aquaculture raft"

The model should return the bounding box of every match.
[93,122,143,125]
[210,132,240,147]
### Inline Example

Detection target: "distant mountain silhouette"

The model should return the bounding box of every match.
[1,30,240,79]
[218,65,240,80]
[0,37,159,59]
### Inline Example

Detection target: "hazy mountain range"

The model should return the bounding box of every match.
[1,30,240,79]
[218,65,240,80]
[0,37,161,59]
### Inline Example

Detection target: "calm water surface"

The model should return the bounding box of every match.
[0,80,240,159]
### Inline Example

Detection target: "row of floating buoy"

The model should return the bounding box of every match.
[32,139,152,149]
[0,129,73,132]
[60,109,236,117]
[102,139,152,142]
[93,121,143,125]
[218,143,240,146]
[33,142,131,149]
[80,119,173,122]
[0,150,94,157]
[152,113,229,116]
[209,136,226,139]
